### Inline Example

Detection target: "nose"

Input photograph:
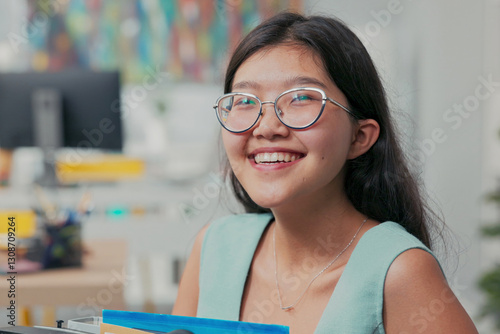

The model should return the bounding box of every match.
[251,101,289,139]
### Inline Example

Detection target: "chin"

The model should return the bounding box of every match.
[251,199,279,210]
[244,188,290,210]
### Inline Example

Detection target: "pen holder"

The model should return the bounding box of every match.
[42,216,83,269]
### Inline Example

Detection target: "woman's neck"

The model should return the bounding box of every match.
[269,191,367,270]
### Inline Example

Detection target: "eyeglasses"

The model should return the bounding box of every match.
[213,87,358,133]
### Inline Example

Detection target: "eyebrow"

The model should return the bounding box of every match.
[232,80,260,91]
[285,75,328,90]
[232,75,328,92]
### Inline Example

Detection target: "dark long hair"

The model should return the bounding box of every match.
[223,12,440,249]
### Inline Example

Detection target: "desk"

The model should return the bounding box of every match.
[0,240,127,325]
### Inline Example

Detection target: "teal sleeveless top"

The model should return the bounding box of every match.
[197,213,438,333]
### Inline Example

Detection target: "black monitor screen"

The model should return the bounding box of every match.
[0,70,122,150]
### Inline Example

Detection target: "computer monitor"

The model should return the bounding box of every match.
[0,70,122,186]
[0,70,122,150]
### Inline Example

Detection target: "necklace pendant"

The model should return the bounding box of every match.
[281,305,294,311]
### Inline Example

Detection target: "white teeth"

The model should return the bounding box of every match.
[253,152,302,164]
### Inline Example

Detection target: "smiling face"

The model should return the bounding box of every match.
[222,45,358,211]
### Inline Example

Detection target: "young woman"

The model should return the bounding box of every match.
[172,12,478,334]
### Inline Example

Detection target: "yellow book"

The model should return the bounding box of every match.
[101,323,153,334]
[57,155,145,183]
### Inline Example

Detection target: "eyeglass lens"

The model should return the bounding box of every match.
[217,89,324,132]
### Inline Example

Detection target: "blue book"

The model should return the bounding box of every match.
[102,310,289,334]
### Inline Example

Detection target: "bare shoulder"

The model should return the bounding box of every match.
[171,223,210,316]
[383,248,478,333]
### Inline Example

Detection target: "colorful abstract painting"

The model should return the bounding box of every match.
[26,0,302,83]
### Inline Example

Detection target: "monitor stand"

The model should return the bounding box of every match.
[32,88,63,187]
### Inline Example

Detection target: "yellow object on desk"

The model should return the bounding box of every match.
[0,210,36,248]
[56,155,145,183]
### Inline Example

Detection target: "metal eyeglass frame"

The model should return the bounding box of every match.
[213,87,359,133]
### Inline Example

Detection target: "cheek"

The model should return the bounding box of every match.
[303,126,346,151]
[222,131,247,167]
[303,125,353,166]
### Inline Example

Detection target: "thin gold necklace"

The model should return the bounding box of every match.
[273,218,367,311]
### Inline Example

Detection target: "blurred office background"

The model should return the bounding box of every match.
[0,0,499,333]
